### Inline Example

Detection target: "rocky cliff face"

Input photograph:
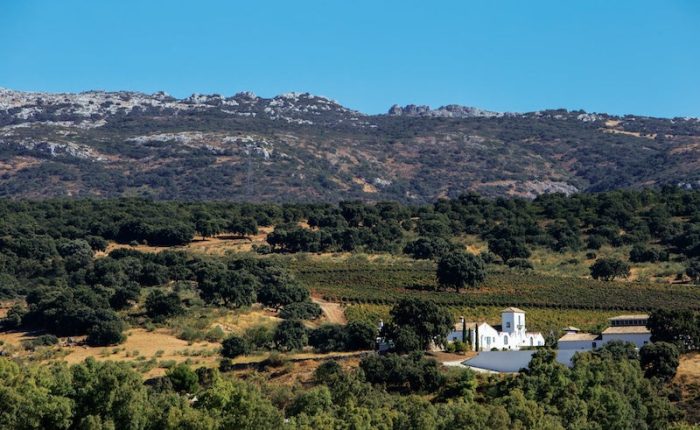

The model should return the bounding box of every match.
[1,88,699,202]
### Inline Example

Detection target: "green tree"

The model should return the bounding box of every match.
[589,258,630,281]
[685,259,700,283]
[145,290,184,322]
[639,342,680,381]
[274,319,308,351]
[648,309,700,352]
[167,363,200,393]
[436,251,486,292]
[86,317,125,346]
[385,298,453,351]
[221,335,249,358]
[488,238,531,262]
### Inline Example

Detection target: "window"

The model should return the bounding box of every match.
[506,322,511,329]
[504,336,509,345]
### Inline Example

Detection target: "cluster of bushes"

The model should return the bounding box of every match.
[221,318,378,358]
[0,338,684,430]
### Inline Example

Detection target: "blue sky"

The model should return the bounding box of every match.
[1,0,698,117]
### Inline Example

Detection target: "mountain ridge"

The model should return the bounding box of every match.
[1,87,699,202]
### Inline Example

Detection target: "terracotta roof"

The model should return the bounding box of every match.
[501,307,525,313]
[602,326,651,335]
[608,314,649,321]
[559,332,600,342]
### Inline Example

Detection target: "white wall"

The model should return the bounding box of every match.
[601,333,651,349]
[501,311,525,334]
[463,350,579,373]
[558,340,597,350]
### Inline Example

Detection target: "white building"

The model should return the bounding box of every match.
[558,314,652,350]
[449,307,545,351]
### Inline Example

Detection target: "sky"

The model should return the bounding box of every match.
[1,0,699,117]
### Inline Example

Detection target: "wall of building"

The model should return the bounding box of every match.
[601,333,651,348]
[558,340,597,350]
[463,350,578,373]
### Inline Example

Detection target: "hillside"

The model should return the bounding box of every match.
[1,88,700,202]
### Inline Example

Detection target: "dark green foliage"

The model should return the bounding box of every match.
[2,303,26,329]
[640,342,680,381]
[243,325,274,351]
[0,273,20,299]
[257,274,309,308]
[507,258,534,270]
[596,340,639,360]
[86,317,125,346]
[109,282,141,310]
[360,353,444,393]
[590,257,630,281]
[685,259,700,283]
[23,286,118,337]
[279,301,322,320]
[198,268,257,308]
[228,217,258,236]
[648,309,700,352]
[488,238,530,262]
[308,321,377,353]
[436,251,486,292]
[273,319,308,351]
[221,334,249,358]
[22,334,58,350]
[309,324,348,353]
[145,290,184,322]
[403,237,455,260]
[287,386,333,417]
[166,363,200,393]
[629,245,668,263]
[345,320,378,350]
[586,234,606,250]
[384,298,453,351]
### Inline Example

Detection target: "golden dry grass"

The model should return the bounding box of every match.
[677,352,700,385]
[96,227,274,257]
[213,308,282,335]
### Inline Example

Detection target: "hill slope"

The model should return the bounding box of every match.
[1,88,699,202]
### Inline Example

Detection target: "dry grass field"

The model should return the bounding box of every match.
[675,353,700,424]
[96,227,275,257]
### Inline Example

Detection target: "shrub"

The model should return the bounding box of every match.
[309,324,348,353]
[273,319,308,351]
[640,342,680,381]
[86,319,125,346]
[145,290,184,322]
[244,325,274,351]
[205,326,225,342]
[345,320,377,351]
[22,334,58,350]
[590,258,630,281]
[279,301,322,320]
[166,363,199,393]
[507,258,534,270]
[221,335,249,358]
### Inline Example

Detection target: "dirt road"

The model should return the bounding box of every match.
[312,297,347,324]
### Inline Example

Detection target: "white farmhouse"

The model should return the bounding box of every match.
[558,314,651,350]
[448,307,545,351]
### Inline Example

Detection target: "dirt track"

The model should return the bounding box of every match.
[312,297,347,324]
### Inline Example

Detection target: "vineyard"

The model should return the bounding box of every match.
[292,260,700,312]
[344,304,621,335]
